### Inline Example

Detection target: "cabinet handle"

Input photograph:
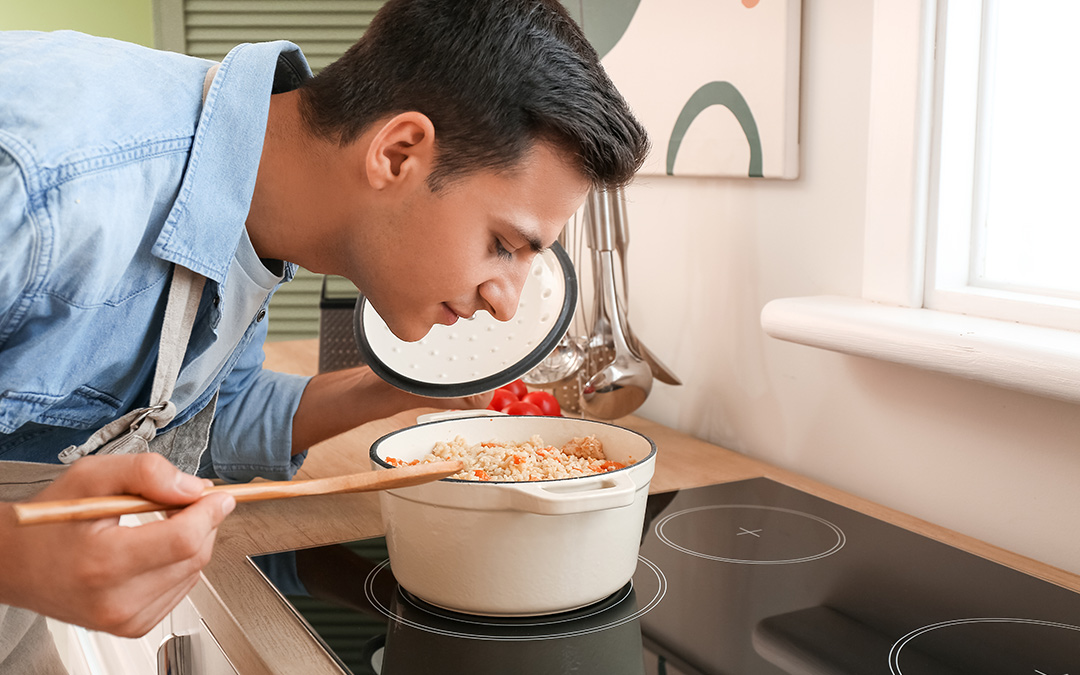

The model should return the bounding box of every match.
[157,633,193,675]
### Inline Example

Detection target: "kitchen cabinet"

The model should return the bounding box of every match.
[49,587,237,675]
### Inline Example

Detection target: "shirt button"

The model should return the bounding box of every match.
[256,308,267,322]
[213,295,220,308]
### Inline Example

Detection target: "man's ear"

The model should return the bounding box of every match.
[365,112,435,190]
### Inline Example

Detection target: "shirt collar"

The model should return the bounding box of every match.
[151,41,311,284]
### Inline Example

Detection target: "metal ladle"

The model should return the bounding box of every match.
[522,229,586,387]
[580,189,652,419]
[609,188,682,386]
[521,332,585,386]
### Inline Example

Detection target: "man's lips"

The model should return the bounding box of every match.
[441,303,462,325]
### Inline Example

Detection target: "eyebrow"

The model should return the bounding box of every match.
[502,220,547,253]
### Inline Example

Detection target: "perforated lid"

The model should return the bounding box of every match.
[353,243,577,398]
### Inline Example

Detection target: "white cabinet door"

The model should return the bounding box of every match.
[48,594,238,675]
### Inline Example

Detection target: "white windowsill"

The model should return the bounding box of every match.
[760,295,1080,405]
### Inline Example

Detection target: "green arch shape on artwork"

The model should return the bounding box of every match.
[667,81,763,177]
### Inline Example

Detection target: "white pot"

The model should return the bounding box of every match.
[369,414,657,616]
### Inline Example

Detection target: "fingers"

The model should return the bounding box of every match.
[77,538,212,637]
[463,390,495,409]
[114,574,202,638]
[88,513,223,636]
[107,453,212,506]
[67,494,233,636]
[3,455,235,638]
[420,390,494,411]
[112,492,235,573]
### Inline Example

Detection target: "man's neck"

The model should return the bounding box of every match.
[246,90,346,273]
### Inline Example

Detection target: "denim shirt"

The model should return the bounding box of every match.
[0,31,314,481]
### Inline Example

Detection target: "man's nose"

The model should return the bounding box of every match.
[482,257,534,322]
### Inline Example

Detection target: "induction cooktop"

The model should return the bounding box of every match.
[249,478,1080,674]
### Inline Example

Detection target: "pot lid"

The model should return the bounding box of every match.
[353,242,577,398]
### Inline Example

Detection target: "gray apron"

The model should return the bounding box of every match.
[0,263,217,497]
[56,264,216,476]
[0,606,64,675]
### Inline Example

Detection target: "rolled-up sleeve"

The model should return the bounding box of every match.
[205,318,312,483]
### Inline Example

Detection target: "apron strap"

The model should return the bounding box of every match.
[58,266,206,463]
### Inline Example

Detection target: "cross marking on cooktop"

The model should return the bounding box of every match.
[736,527,762,537]
[1035,670,1068,675]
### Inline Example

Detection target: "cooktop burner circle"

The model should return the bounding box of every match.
[888,617,1080,675]
[363,555,666,641]
[396,582,634,626]
[654,504,846,564]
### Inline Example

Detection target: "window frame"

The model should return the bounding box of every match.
[924,0,1080,333]
[761,0,1080,405]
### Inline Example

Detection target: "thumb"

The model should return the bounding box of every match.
[126,454,211,506]
[46,454,212,507]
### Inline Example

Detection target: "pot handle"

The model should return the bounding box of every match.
[507,471,638,515]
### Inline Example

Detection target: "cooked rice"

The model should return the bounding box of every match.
[386,435,631,482]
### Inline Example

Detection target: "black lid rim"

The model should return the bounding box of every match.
[353,241,578,398]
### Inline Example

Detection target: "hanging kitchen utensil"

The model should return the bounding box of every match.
[580,189,652,419]
[353,243,577,398]
[522,229,586,387]
[608,188,682,387]
[582,192,616,393]
[628,330,682,386]
[611,186,633,314]
[547,210,593,415]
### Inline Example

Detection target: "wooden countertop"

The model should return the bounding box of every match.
[193,340,1080,674]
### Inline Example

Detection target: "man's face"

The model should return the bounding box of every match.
[356,143,591,342]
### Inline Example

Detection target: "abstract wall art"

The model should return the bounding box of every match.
[564,0,802,179]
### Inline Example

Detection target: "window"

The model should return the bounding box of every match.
[761,0,1080,404]
[927,0,1080,333]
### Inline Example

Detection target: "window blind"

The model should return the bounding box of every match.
[181,0,385,71]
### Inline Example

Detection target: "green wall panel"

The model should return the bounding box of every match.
[0,0,154,46]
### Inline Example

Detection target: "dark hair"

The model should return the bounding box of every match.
[298,0,649,190]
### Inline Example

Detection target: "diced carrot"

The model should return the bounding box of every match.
[474,469,490,481]
[599,461,625,471]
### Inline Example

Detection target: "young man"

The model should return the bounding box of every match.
[0,0,647,645]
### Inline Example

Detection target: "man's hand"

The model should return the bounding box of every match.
[420,389,495,412]
[0,453,234,637]
[290,366,495,451]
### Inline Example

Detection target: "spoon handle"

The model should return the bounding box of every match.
[12,460,463,526]
[609,187,631,309]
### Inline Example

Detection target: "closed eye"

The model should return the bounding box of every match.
[495,238,514,261]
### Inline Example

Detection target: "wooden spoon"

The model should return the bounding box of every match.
[12,460,463,526]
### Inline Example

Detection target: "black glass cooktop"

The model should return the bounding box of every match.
[250,478,1080,674]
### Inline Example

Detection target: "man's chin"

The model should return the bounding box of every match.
[384,319,432,343]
